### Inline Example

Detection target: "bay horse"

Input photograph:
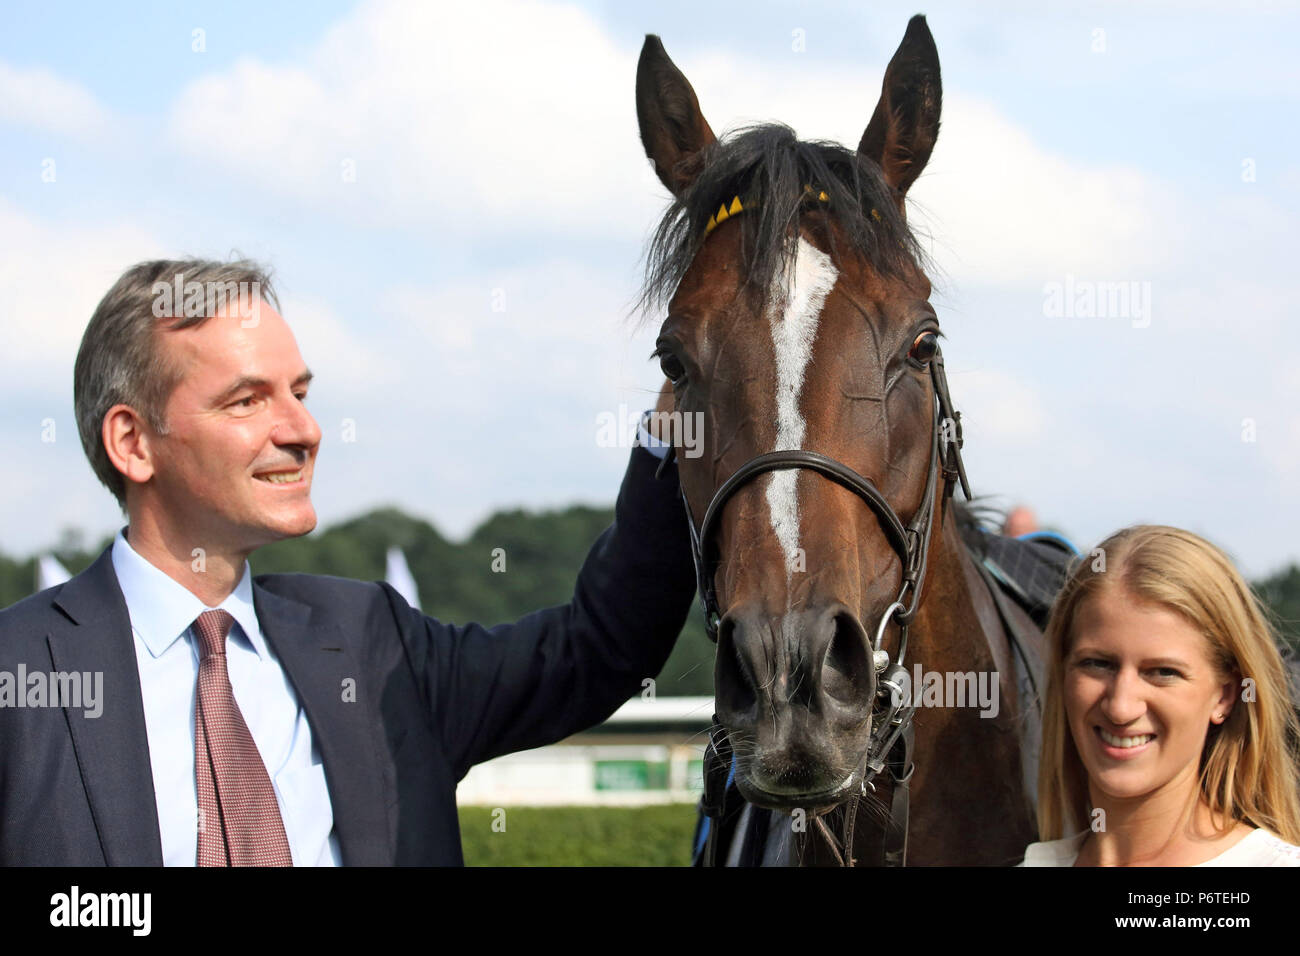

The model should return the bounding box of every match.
[636,15,1047,865]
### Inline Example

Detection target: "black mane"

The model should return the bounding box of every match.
[640,124,925,316]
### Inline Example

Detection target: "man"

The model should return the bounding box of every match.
[0,259,695,865]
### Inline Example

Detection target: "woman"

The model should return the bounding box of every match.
[1022,525,1300,866]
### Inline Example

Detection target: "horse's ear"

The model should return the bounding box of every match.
[858,15,942,198]
[637,35,717,197]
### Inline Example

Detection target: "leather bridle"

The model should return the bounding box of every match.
[662,337,973,866]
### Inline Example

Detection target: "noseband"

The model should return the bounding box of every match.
[662,325,972,866]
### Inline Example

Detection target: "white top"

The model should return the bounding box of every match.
[1021,827,1300,866]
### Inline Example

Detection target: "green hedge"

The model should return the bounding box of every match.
[458,804,698,866]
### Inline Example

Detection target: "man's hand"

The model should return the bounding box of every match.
[647,378,674,444]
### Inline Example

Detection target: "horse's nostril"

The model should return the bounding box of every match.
[821,612,872,706]
[714,614,757,720]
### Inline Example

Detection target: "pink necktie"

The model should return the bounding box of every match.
[192,609,294,866]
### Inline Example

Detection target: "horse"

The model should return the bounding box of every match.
[635,15,1048,865]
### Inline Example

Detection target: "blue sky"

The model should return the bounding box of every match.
[2,0,1298,577]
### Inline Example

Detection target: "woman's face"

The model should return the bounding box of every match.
[1064,584,1237,804]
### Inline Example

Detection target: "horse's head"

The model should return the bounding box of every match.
[638,17,947,811]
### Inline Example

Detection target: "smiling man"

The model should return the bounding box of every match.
[93,269,323,607]
[0,258,694,866]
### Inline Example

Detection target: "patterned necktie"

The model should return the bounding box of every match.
[193,609,294,866]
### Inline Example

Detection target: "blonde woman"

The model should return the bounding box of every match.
[1022,525,1300,866]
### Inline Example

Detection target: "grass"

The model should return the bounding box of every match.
[458,804,699,866]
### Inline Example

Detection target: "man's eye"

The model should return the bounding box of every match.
[231,396,257,408]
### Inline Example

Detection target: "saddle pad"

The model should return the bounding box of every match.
[978,531,1078,628]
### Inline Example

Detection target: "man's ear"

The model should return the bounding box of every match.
[102,404,157,490]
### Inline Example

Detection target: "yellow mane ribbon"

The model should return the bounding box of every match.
[702,186,877,237]
[704,195,748,236]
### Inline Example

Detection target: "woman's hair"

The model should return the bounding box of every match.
[1037,524,1300,844]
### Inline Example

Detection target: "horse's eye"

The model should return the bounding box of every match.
[659,351,687,384]
[909,331,939,366]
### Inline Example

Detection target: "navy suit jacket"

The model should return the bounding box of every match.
[0,446,697,865]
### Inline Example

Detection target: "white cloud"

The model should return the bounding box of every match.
[168,0,664,236]
[0,199,164,389]
[953,367,1051,444]
[285,296,405,393]
[282,257,664,542]
[910,95,1174,284]
[164,0,1177,286]
[2,0,1294,578]
[380,258,659,420]
[0,60,111,140]
[0,200,395,399]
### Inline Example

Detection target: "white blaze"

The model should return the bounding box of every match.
[764,237,838,577]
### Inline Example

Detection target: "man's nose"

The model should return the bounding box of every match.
[273,392,322,450]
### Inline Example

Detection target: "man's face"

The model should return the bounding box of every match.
[144,299,322,556]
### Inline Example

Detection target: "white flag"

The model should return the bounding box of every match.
[385,547,421,611]
[37,554,71,590]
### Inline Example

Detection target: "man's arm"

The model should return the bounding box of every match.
[383,403,699,781]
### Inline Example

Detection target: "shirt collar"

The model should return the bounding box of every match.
[111,528,266,660]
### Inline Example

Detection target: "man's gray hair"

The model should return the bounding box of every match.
[74,258,280,507]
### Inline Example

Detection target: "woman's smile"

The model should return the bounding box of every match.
[1065,584,1234,802]
[1094,726,1156,759]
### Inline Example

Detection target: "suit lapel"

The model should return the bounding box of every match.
[48,546,165,866]
[44,547,392,866]
[253,584,393,865]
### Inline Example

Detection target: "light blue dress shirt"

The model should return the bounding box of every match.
[637,410,672,460]
[111,531,342,867]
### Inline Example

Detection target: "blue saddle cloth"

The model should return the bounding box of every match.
[977,530,1078,628]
